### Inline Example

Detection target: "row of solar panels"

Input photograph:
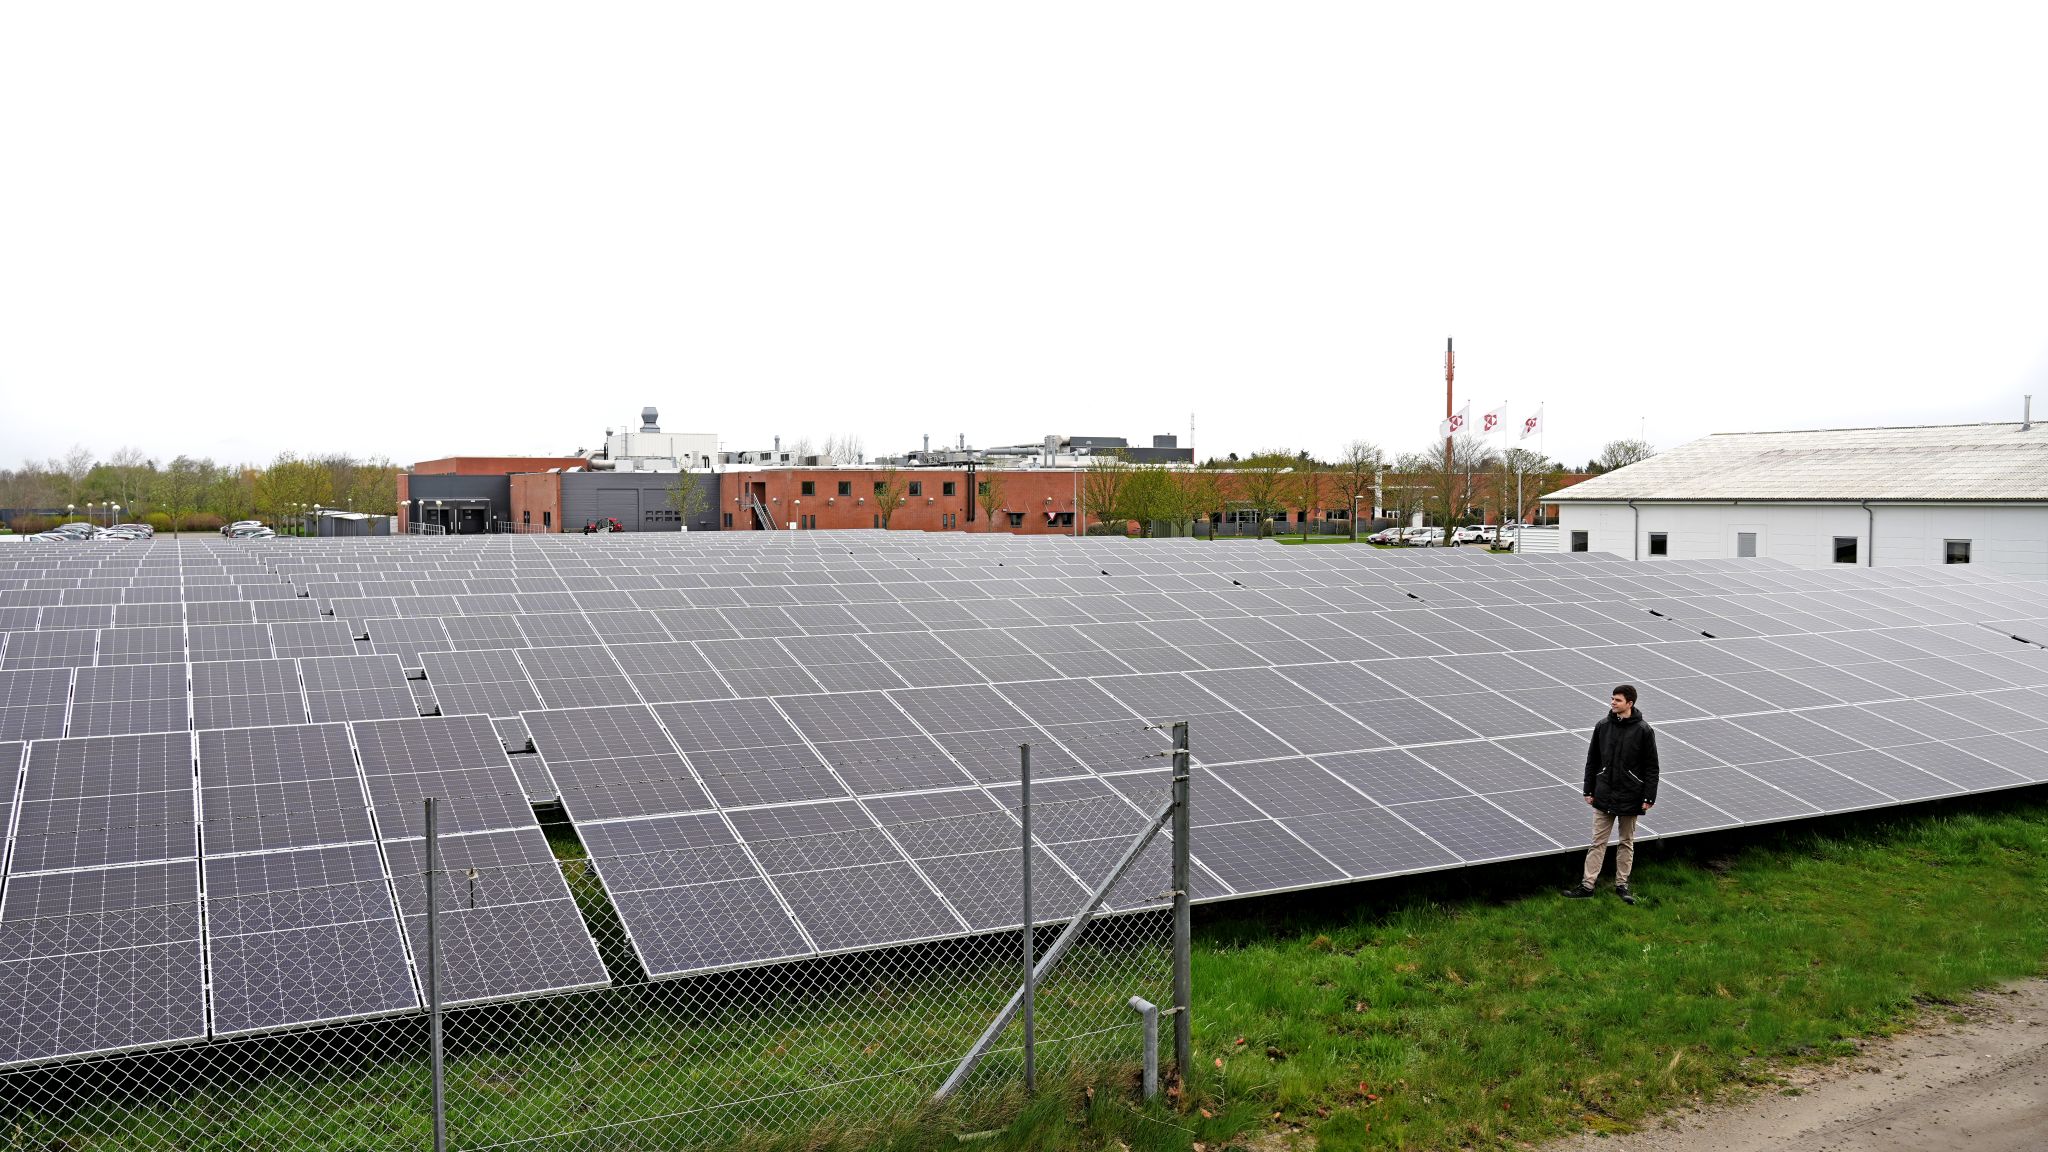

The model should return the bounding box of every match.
[9,636,2044,1069]
[0,716,605,1067]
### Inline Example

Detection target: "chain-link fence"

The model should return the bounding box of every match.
[0,738,1189,1151]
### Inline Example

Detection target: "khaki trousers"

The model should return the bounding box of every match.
[1582,811,1638,888]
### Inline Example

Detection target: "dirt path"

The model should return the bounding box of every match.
[1547,979,2048,1152]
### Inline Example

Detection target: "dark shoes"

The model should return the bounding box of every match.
[1615,884,1636,905]
[1561,884,1595,899]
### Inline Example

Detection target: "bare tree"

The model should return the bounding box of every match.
[58,445,94,502]
[1593,438,1656,472]
[786,437,815,461]
[822,434,865,465]
[1330,440,1383,541]
[1398,435,1497,538]
[1492,447,1559,525]
[975,470,1006,530]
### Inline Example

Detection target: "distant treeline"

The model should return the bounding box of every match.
[0,447,398,534]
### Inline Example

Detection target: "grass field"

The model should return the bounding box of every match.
[7,792,2045,1152]
[1032,789,2048,1151]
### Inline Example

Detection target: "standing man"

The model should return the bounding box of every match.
[1564,684,1658,905]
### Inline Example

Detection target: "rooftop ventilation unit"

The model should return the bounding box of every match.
[640,407,661,433]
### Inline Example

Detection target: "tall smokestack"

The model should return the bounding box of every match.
[2026,394,2034,432]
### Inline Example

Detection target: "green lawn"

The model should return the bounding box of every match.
[8,795,2045,1152]
[1026,792,2048,1151]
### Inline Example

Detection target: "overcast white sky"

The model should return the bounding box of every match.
[4,3,2045,473]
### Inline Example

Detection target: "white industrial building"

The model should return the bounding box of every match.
[1543,420,2048,577]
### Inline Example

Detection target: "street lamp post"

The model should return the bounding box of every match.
[110,504,121,530]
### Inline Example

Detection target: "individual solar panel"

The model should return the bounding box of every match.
[94,625,187,666]
[190,660,308,731]
[197,724,372,855]
[1386,796,1558,862]
[724,801,965,952]
[0,669,72,742]
[517,646,640,710]
[650,699,846,807]
[606,641,732,704]
[576,813,810,976]
[0,742,22,850]
[300,654,421,723]
[2,630,97,670]
[9,733,196,873]
[522,705,706,821]
[349,716,536,838]
[0,861,207,1065]
[267,620,363,660]
[361,617,452,669]
[67,663,190,739]
[380,828,609,1004]
[419,650,544,719]
[201,843,418,1035]
[187,623,273,663]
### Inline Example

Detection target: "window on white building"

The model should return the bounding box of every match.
[1736,532,1758,558]
[1570,531,1589,552]
[1833,537,1858,564]
[1647,532,1668,556]
[1945,539,1971,564]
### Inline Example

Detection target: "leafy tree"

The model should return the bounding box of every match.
[976,471,1006,530]
[665,471,713,529]
[151,457,208,535]
[1593,438,1656,472]
[1115,465,1177,536]
[1080,451,1132,534]
[1290,457,1323,540]
[871,469,905,528]
[1179,467,1228,538]
[1330,440,1383,541]
[1232,451,1294,537]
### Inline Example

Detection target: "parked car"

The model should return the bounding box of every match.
[1493,528,1518,550]
[113,522,155,538]
[227,525,276,540]
[1401,526,1445,546]
[223,520,264,537]
[1365,527,1404,545]
[1451,525,1491,544]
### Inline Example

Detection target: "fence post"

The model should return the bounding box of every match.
[425,797,447,1152]
[1128,996,1160,1100]
[1020,742,1035,1094]
[1170,721,1192,1080]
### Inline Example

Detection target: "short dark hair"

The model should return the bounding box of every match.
[1611,684,1637,704]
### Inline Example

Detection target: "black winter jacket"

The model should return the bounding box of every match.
[1582,709,1659,815]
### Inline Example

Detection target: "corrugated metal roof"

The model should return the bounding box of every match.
[1544,422,2048,502]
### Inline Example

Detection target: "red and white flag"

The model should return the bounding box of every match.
[1438,401,1471,440]
[1481,404,1509,436]
[1519,407,1544,440]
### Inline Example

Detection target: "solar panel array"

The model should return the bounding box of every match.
[1,532,2046,1069]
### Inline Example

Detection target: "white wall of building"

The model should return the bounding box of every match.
[1555,502,2048,577]
[604,430,720,469]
